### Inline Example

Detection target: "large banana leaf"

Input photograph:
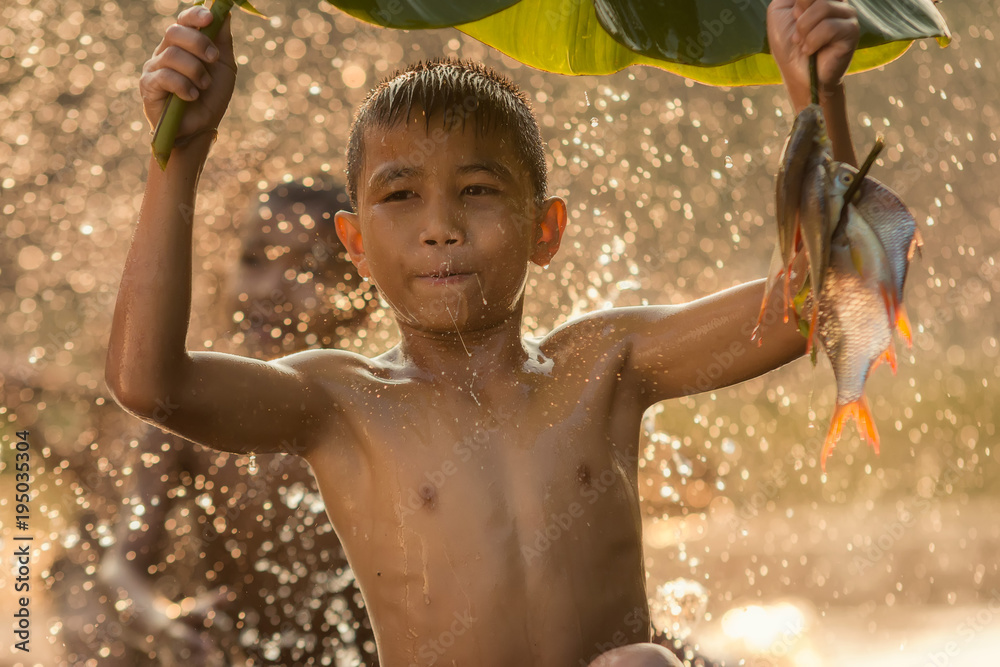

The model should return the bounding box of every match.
[324,0,951,86]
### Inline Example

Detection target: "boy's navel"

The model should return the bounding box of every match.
[576,463,591,486]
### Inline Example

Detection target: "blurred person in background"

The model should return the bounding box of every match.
[94,181,379,666]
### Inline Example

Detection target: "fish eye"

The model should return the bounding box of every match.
[841,173,854,184]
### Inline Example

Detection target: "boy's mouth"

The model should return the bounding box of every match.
[416,267,474,286]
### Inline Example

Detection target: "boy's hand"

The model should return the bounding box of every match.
[768,0,859,112]
[140,6,238,141]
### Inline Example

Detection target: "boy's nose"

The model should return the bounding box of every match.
[419,210,465,246]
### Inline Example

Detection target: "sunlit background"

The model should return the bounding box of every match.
[2,0,999,665]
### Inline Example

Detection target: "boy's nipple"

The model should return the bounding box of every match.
[418,483,437,509]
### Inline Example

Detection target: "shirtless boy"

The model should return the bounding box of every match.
[108,1,859,664]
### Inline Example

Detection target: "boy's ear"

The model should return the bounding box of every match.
[530,197,568,267]
[334,210,370,279]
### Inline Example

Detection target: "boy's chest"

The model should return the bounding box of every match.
[338,371,639,532]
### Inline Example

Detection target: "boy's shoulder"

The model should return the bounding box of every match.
[275,345,423,389]
[274,346,380,380]
[538,307,644,360]
[541,305,668,347]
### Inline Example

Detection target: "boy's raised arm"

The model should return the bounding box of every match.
[588,275,807,404]
[590,0,860,405]
[106,7,338,456]
[768,0,859,165]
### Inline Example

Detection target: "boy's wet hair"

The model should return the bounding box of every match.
[345,59,547,209]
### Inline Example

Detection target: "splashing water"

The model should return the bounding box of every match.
[2,1,999,665]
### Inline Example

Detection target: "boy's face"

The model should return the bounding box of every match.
[336,113,565,334]
[230,202,366,352]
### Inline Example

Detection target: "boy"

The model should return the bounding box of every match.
[100,183,377,665]
[109,1,859,664]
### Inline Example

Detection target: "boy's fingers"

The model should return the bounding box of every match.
[793,0,816,20]
[148,46,213,89]
[795,0,856,41]
[213,14,237,69]
[143,67,201,102]
[800,19,858,58]
[177,5,214,28]
[157,23,220,63]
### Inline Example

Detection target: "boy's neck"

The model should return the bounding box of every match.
[394,308,529,384]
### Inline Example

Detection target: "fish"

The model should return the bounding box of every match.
[809,207,898,470]
[776,105,830,270]
[757,104,832,338]
[796,148,838,349]
[827,162,921,345]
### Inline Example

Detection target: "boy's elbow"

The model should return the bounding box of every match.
[104,352,171,420]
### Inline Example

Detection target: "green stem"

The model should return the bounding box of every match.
[832,135,885,238]
[842,134,885,205]
[151,0,235,170]
[809,53,819,106]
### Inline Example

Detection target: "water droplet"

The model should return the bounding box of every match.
[247,454,258,474]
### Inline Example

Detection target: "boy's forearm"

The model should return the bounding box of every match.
[789,82,856,167]
[106,134,215,413]
[820,84,857,166]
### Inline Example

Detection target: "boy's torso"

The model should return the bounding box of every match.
[303,316,653,665]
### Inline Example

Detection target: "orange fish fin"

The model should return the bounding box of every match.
[821,398,881,471]
[857,396,881,455]
[752,273,781,344]
[896,305,913,348]
[782,270,791,324]
[805,304,819,355]
[911,228,924,260]
[880,284,897,324]
[872,345,898,376]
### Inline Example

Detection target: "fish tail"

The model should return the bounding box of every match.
[821,397,881,471]
[896,304,913,347]
[857,396,881,455]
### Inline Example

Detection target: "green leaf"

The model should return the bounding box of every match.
[234,0,267,18]
[327,0,517,30]
[325,0,950,86]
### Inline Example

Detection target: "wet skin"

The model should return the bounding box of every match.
[108,114,807,666]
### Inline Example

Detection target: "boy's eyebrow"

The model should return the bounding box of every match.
[367,160,514,193]
[368,165,420,193]
[458,160,514,182]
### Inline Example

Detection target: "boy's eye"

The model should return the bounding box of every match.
[463,184,498,197]
[382,190,415,203]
